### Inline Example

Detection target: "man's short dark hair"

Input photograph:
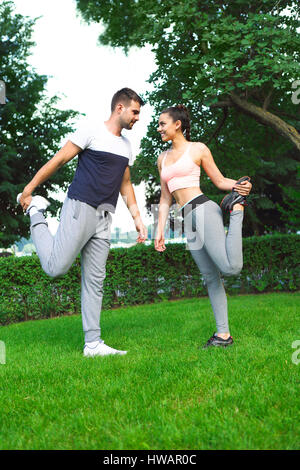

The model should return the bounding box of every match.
[111,88,145,112]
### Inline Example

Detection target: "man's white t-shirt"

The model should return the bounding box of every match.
[67,120,133,211]
[69,120,133,165]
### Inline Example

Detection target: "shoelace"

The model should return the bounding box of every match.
[207,335,216,344]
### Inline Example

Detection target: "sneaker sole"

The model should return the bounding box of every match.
[220,176,250,212]
[202,342,234,349]
[83,350,127,357]
[17,195,50,215]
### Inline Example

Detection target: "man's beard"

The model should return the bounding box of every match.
[121,118,134,130]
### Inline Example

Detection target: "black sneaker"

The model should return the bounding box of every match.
[220,176,250,213]
[202,333,234,349]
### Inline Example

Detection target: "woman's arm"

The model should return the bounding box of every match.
[155,153,173,252]
[198,143,252,195]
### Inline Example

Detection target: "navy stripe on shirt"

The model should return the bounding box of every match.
[67,149,129,212]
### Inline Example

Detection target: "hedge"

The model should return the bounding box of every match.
[0,234,299,325]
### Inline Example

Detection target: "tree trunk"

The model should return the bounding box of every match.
[229,92,300,154]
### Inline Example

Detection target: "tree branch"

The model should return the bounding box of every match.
[229,92,300,153]
[210,100,232,108]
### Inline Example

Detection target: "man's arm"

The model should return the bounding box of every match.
[120,166,147,242]
[19,140,82,211]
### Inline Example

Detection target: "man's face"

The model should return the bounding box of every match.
[119,100,141,130]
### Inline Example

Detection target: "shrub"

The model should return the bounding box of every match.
[0,234,299,325]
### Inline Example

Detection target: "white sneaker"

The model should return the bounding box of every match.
[83,341,127,357]
[17,193,50,215]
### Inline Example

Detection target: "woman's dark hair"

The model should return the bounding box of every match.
[161,104,191,140]
[111,87,145,112]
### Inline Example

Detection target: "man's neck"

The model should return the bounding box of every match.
[104,117,122,137]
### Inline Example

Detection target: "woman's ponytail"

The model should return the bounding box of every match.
[176,104,191,141]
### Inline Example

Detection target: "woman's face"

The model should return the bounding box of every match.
[157,113,180,142]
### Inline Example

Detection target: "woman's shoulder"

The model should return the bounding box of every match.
[189,142,210,161]
[190,141,209,152]
[157,150,168,167]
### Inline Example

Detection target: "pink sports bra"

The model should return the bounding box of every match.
[160,143,201,194]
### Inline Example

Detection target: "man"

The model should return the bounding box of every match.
[17,88,147,357]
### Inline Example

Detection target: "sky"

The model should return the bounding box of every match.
[12,0,156,234]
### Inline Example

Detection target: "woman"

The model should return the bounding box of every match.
[155,105,252,348]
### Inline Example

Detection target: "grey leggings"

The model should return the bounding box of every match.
[184,199,244,334]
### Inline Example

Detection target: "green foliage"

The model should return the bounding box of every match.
[0,234,299,325]
[277,165,300,230]
[0,1,80,247]
[76,0,300,111]
[76,0,300,235]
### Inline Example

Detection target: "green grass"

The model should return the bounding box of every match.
[0,292,299,450]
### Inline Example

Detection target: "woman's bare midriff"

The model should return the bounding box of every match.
[172,186,204,208]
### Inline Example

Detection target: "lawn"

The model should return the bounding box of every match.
[0,292,299,450]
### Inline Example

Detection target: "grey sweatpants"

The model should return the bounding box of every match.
[30,197,112,343]
[184,200,244,334]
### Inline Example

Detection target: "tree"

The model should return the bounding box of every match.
[76,0,300,234]
[0,1,79,248]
